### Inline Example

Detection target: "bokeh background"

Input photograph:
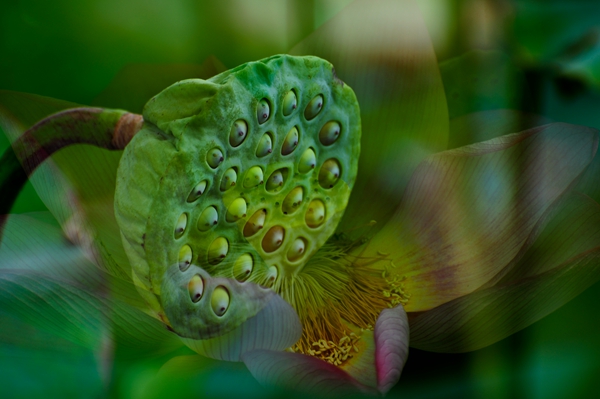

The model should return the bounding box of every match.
[1,0,600,398]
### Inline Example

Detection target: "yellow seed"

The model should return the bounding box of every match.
[233,254,253,281]
[282,90,297,116]
[207,148,224,169]
[287,238,306,262]
[318,159,341,188]
[174,213,187,238]
[187,180,208,202]
[208,237,229,264]
[197,206,218,232]
[305,199,325,228]
[281,126,299,155]
[256,133,273,157]
[304,94,324,120]
[262,226,285,253]
[188,274,204,303]
[226,198,247,222]
[178,245,193,271]
[243,209,267,237]
[282,186,303,215]
[229,119,248,147]
[319,121,341,146]
[298,148,316,174]
[211,286,230,316]
[243,166,264,188]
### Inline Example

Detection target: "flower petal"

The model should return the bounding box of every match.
[242,349,375,396]
[181,290,301,362]
[375,306,410,395]
[355,122,598,311]
[291,0,448,235]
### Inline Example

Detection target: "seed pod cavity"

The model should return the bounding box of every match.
[208,237,229,264]
[207,148,224,169]
[298,148,316,174]
[305,199,326,228]
[243,166,264,188]
[256,133,273,158]
[220,168,238,192]
[174,213,188,239]
[282,90,297,116]
[233,254,254,281]
[304,94,324,120]
[319,121,341,146]
[188,274,204,303]
[244,209,267,237]
[187,180,208,202]
[211,286,230,316]
[226,198,247,223]
[179,245,193,271]
[229,119,248,147]
[197,206,218,232]
[257,99,270,124]
[318,159,341,189]
[262,226,285,253]
[281,126,299,155]
[282,187,303,215]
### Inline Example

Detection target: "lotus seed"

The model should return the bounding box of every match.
[266,170,284,192]
[226,197,247,222]
[243,209,267,237]
[188,274,204,303]
[319,121,341,146]
[318,159,341,188]
[281,126,299,155]
[304,94,324,120]
[229,119,248,147]
[233,254,254,281]
[305,199,325,228]
[197,206,218,232]
[266,265,278,285]
[207,148,224,169]
[262,226,285,253]
[287,238,306,262]
[298,148,316,174]
[257,99,270,124]
[256,133,273,157]
[282,90,297,116]
[243,166,264,188]
[220,167,237,192]
[178,245,193,271]
[174,213,188,238]
[282,186,303,215]
[187,180,208,202]
[208,237,229,264]
[211,286,230,316]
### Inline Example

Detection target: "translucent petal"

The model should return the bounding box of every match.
[374,306,410,394]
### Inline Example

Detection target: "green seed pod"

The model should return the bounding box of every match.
[220,167,237,192]
[229,119,248,147]
[257,99,270,124]
[282,90,297,116]
[174,213,188,238]
[287,238,306,262]
[282,186,303,215]
[243,209,267,237]
[281,126,299,155]
[243,166,264,188]
[208,237,229,264]
[207,148,224,169]
[318,159,341,188]
[178,245,193,271]
[197,206,218,232]
[256,133,273,157]
[262,226,285,253]
[298,148,316,174]
[305,199,325,228]
[319,121,341,146]
[188,274,204,303]
[187,180,208,202]
[304,94,324,120]
[226,197,247,222]
[233,254,254,281]
[211,286,230,316]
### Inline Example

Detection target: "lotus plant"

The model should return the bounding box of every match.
[2,1,600,397]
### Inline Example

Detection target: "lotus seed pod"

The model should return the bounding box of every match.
[318,159,341,188]
[282,90,297,116]
[179,245,193,271]
[262,226,285,253]
[243,209,267,237]
[297,148,316,174]
[208,237,229,264]
[207,148,224,169]
[220,168,237,192]
[287,238,306,262]
[174,213,188,238]
[226,197,247,222]
[229,119,248,147]
[243,166,264,188]
[304,94,324,120]
[187,180,208,202]
[257,99,270,124]
[319,121,341,146]
[188,274,204,303]
[282,186,303,215]
[197,206,218,231]
[256,133,273,157]
[233,254,254,281]
[211,286,230,316]
[266,170,284,192]
[305,199,326,228]
[281,126,299,155]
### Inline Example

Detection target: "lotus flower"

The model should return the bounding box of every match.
[2,1,600,397]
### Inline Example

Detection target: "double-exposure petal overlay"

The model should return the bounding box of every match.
[355,123,598,312]
[291,0,449,235]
